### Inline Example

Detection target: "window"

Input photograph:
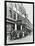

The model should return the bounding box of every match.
[9,8,12,18]
[11,24,15,30]
[17,25,21,30]
[17,14,20,19]
[14,12,16,19]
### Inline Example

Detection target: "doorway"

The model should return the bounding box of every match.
[17,25,21,30]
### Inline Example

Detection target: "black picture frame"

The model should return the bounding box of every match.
[4,1,34,45]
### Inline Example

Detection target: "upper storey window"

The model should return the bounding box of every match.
[9,8,12,18]
[17,14,20,19]
[14,12,16,19]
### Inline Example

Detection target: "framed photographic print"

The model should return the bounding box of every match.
[5,1,34,45]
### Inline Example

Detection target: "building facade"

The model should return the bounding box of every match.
[6,3,31,33]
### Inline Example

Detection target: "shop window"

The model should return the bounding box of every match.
[17,25,21,30]
[11,24,15,30]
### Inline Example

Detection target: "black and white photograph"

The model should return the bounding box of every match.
[5,1,34,45]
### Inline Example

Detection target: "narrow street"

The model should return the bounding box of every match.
[6,3,33,44]
[7,32,33,44]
